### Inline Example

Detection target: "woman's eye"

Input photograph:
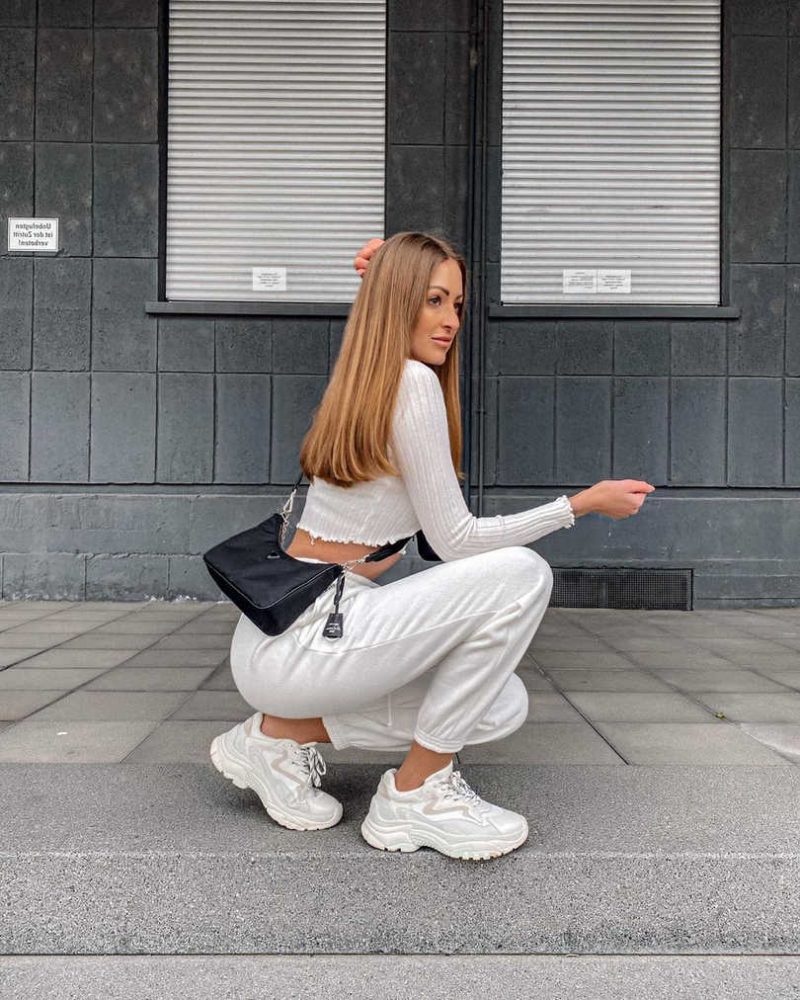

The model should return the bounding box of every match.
[428,296,441,307]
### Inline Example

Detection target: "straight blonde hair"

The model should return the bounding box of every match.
[300,232,466,488]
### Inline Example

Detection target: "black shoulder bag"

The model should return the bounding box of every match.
[203,475,439,641]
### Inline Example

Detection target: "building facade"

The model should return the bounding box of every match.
[0,0,799,607]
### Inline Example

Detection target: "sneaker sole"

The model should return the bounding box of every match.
[360,814,528,861]
[209,735,342,832]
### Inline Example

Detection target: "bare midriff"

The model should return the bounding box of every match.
[287,528,403,581]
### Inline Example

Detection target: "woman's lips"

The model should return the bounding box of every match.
[432,337,452,346]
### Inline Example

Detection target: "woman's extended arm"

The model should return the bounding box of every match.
[392,360,652,561]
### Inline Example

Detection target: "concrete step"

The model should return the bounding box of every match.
[2,955,800,1000]
[3,763,799,955]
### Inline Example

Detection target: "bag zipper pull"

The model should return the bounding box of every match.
[322,573,346,640]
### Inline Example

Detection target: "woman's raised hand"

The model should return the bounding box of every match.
[353,237,384,277]
[569,480,655,520]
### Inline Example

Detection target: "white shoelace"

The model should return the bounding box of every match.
[438,770,483,806]
[288,743,328,789]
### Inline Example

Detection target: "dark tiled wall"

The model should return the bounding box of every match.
[482,0,800,490]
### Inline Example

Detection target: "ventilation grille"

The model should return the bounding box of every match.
[551,568,692,610]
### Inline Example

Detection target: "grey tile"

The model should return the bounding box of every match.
[728,0,788,35]
[272,319,330,374]
[556,321,613,374]
[0,666,109,689]
[58,631,166,650]
[788,266,800,375]
[729,265,785,376]
[33,257,91,371]
[90,373,156,482]
[171,689,252,720]
[152,632,230,651]
[93,29,157,142]
[93,144,158,257]
[215,320,271,373]
[491,322,556,375]
[670,378,726,486]
[533,651,636,669]
[695,692,800,722]
[652,668,788,693]
[177,616,235,635]
[30,373,90,482]
[626,651,737,670]
[0,649,50,667]
[36,29,92,141]
[670,321,726,376]
[29,689,188,721]
[157,318,214,372]
[595,722,790,765]
[555,376,611,483]
[86,666,216,692]
[39,0,92,26]
[0,28,33,139]
[388,32,444,145]
[497,377,554,484]
[729,36,787,147]
[0,690,67,720]
[92,258,157,370]
[0,2,35,26]
[389,0,466,31]
[785,379,800,483]
[0,141,32,222]
[793,3,800,34]
[200,662,236,690]
[0,372,30,480]
[548,669,673,693]
[35,142,92,256]
[0,257,32,369]
[123,649,229,668]
[459,721,623,765]
[168,557,221,601]
[739,723,800,761]
[156,374,213,483]
[94,0,158,27]
[215,375,271,483]
[567,692,713,723]
[445,148,470,254]
[0,718,158,762]
[270,375,327,483]
[731,150,787,263]
[527,692,583,722]
[614,323,670,376]
[85,556,169,602]
[790,39,800,146]
[386,145,444,233]
[2,553,85,600]
[124,719,233,762]
[728,378,783,486]
[445,31,470,144]
[790,151,800,262]
[516,668,557,693]
[612,378,668,484]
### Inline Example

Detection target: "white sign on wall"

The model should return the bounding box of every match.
[562,268,632,295]
[598,269,632,294]
[562,269,597,294]
[8,218,59,252]
[252,267,287,292]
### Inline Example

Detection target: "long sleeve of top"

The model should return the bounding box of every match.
[390,360,574,561]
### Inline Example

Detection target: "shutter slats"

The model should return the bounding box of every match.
[502,0,720,305]
[167,0,385,302]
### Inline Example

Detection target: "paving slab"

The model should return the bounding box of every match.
[459,721,623,764]
[547,668,673,693]
[171,690,253,720]
[85,666,216,692]
[122,650,229,668]
[594,723,791,765]
[123,720,240,763]
[740,724,800,762]
[651,668,787,693]
[18,649,136,669]
[566,693,716,723]
[58,633,171,650]
[199,663,236,691]
[2,763,800,955]
[695,692,800,723]
[152,633,232,651]
[2,955,800,1000]
[0,667,110,690]
[0,691,67,721]
[0,721,158,763]
[27,691,189,722]
[0,649,50,667]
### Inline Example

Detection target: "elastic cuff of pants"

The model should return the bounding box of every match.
[413,728,464,755]
[321,714,349,750]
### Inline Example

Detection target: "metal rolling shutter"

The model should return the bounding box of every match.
[501,0,721,305]
[167,0,386,302]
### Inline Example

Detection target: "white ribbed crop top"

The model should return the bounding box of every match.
[296,359,574,561]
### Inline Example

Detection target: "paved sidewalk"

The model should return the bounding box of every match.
[0,600,798,766]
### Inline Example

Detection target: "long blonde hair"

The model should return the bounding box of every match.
[300,232,466,488]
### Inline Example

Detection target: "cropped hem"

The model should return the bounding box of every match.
[321,713,350,750]
[413,728,464,755]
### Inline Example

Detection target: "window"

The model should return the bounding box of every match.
[166,0,386,302]
[501,0,721,305]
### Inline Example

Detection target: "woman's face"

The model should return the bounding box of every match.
[409,258,464,366]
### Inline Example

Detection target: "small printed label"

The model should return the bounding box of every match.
[252,267,287,292]
[8,218,59,252]
[562,268,597,294]
[598,269,631,294]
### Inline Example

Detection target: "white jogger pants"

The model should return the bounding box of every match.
[230,546,553,754]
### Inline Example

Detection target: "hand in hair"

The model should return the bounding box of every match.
[354,238,384,277]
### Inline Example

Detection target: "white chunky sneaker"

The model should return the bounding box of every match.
[210,713,342,831]
[360,762,528,861]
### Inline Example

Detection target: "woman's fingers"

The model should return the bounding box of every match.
[353,237,385,276]
[621,479,655,494]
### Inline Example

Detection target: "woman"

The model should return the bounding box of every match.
[211,232,653,860]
